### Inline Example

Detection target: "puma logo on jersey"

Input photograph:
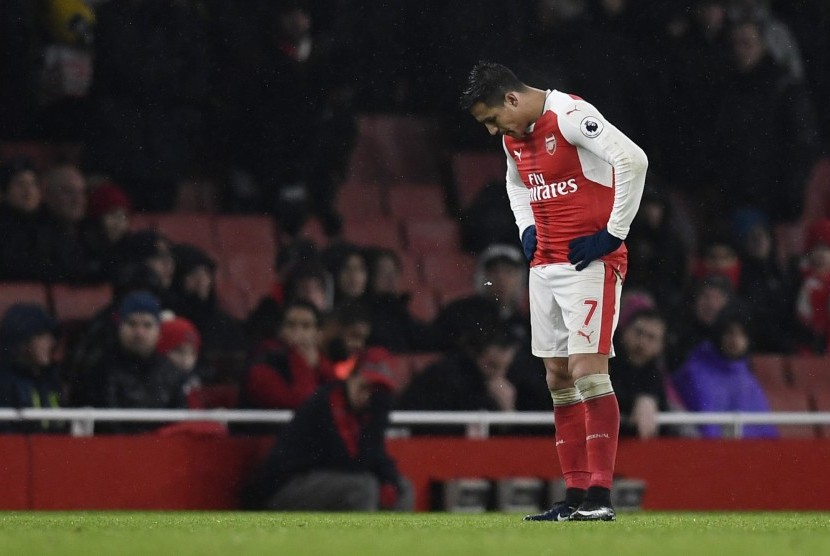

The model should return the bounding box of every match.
[566,107,580,115]
[513,149,522,161]
[577,329,594,343]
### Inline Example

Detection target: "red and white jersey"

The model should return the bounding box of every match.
[504,90,648,269]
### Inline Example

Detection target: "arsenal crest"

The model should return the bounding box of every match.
[545,133,556,155]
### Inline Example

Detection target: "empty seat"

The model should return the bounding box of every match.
[751,354,789,391]
[811,388,830,438]
[0,283,50,319]
[345,115,443,185]
[763,387,816,439]
[155,213,219,259]
[420,251,476,301]
[788,355,830,391]
[50,284,113,322]
[403,217,461,254]
[218,253,274,320]
[336,183,386,221]
[215,215,277,260]
[387,183,447,220]
[186,384,240,409]
[129,212,158,232]
[343,217,403,251]
[451,151,506,208]
[407,288,439,322]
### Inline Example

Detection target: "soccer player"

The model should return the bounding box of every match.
[460,62,648,521]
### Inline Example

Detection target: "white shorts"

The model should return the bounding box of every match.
[529,260,623,358]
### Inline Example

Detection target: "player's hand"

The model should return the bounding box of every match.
[521,225,537,262]
[567,228,622,271]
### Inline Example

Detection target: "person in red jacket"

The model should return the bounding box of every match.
[241,348,413,511]
[244,299,335,409]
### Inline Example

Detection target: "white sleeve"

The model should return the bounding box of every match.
[558,100,648,240]
[502,138,535,239]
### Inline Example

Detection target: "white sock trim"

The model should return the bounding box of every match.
[574,374,614,401]
[550,387,582,406]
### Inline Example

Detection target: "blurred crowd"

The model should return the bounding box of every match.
[1,0,830,441]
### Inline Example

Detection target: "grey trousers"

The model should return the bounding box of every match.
[266,471,415,512]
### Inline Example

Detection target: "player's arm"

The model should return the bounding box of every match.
[559,100,647,270]
[503,138,537,261]
[559,100,648,240]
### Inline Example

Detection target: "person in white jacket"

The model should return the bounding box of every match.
[461,61,648,522]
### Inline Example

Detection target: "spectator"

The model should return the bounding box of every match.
[692,235,742,290]
[706,17,820,224]
[728,0,806,81]
[624,185,691,309]
[0,158,85,282]
[157,315,203,396]
[170,243,246,367]
[732,208,796,353]
[80,180,132,281]
[323,243,369,309]
[66,261,166,404]
[396,325,518,433]
[672,307,778,439]
[244,300,335,410]
[322,301,373,364]
[459,179,520,254]
[665,274,736,369]
[363,248,435,353]
[114,230,176,305]
[795,219,830,354]
[90,292,186,424]
[610,309,671,439]
[0,304,64,433]
[241,349,413,511]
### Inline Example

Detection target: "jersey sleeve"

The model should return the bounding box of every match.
[502,138,535,238]
[557,100,648,240]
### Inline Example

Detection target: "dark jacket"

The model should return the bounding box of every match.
[241,382,401,509]
[0,362,64,433]
[609,344,670,438]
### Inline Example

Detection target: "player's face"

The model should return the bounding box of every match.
[471,95,527,138]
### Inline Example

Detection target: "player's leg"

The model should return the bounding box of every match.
[523,266,585,521]
[561,262,623,521]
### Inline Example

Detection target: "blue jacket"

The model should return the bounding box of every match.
[673,341,778,439]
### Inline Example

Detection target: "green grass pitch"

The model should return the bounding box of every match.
[1,512,829,556]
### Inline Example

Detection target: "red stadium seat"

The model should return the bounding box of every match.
[343,217,404,251]
[215,215,276,260]
[811,387,830,438]
[787,355,830,392]
[296,216,329,249]
[762,387,817,439]
[336,183,386,221]
[407,288,439,323]
[218,253,274,320]
[50,284,113,323]
[129,212,158,232]
[345,115,443,185]
[387,183,447,220]
[451,151,506,208]
[0,283,50,319]
[155,213,219,259]
[186,384,240,409]
[750,354,789,391]
[421,251,477,302]
[403,217,461,254]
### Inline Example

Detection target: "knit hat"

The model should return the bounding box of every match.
[0,303,58,352]
[479,243,524,269]
[118,291,161,321]
[157,316,201,355]
[87,181,132,219]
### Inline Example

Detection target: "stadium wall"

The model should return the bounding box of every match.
[0,436,828,511]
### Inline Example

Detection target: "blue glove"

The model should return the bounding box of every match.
[521,225,537,262]
[567,228,622,271]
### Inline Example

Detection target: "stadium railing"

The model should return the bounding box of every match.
[1,408,829,438]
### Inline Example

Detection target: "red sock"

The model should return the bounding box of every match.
[553,401,590,490]
[583,392,620,489]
